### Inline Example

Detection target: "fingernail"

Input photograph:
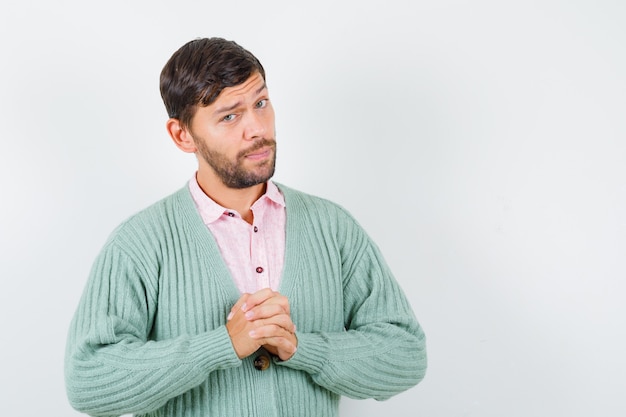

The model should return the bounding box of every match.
[241,303,247,312]
[227,312,234,321]
[249,330,257,337]
[245,311,254,319]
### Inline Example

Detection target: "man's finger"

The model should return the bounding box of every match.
[228,293,250,320]
[240,288,277,313]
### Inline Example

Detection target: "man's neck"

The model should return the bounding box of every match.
[195,173,265,224]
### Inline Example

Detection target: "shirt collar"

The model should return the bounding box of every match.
[262,180,286,208]
[188,174,285,225]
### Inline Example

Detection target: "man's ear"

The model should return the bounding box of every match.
[166,118,197,153]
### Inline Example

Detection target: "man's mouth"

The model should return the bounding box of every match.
[245,147,272,160]
[241,139,276,160]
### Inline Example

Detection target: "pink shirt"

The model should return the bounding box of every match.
[188,176,286,294]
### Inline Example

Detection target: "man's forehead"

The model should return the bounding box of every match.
[219,72,266,99]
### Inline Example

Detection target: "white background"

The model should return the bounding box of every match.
[1,1,625,416]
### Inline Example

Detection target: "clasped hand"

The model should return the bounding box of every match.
[226,288,298,361]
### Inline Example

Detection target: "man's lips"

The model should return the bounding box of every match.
[244,146,272,160]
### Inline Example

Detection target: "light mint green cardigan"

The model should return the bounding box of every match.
[65,184,426,417]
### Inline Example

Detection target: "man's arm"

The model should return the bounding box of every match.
[273,213,427,400]
[64,241,241,417]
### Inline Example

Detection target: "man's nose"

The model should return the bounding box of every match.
[243,111,266,141]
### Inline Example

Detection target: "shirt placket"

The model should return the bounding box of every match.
[250,209,270,292]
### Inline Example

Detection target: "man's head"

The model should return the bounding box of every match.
[160,37,266,130]
[161,38,276,190]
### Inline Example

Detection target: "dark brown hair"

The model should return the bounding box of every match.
[159,37,266,128]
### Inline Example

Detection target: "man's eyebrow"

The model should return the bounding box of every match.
[213,101,242,116]
[213,83,268,116]
[256,83,267,95]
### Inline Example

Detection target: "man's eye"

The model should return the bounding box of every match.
[256,99,267,109]
[223,114,236,122]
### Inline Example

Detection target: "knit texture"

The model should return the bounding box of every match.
[65,184,427,417]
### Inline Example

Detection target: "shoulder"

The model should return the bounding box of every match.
[275,183,366,239]
[276,183,356,220]
[104,185,198,250]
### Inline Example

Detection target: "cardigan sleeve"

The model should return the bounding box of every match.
[64,240,241,417]
[276,211,427,400]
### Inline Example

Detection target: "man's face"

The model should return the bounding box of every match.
[188,72,276,189]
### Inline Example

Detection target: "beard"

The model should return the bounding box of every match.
[194,136,277,189]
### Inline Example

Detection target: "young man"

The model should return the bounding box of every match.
[65,37,427,417]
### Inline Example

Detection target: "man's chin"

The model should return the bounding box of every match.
[224,170,275,189]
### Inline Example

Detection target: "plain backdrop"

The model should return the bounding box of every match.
[1,1,625,416]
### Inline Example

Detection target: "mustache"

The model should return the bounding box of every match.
[238,138,276,158]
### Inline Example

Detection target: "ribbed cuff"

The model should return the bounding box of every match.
[188,325,242,373]
[274,332,329,375]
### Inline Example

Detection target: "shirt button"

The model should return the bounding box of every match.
[253,226,258,232]
[254,354,270,371]
[227,212,235,217]
[256,266,264,273]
